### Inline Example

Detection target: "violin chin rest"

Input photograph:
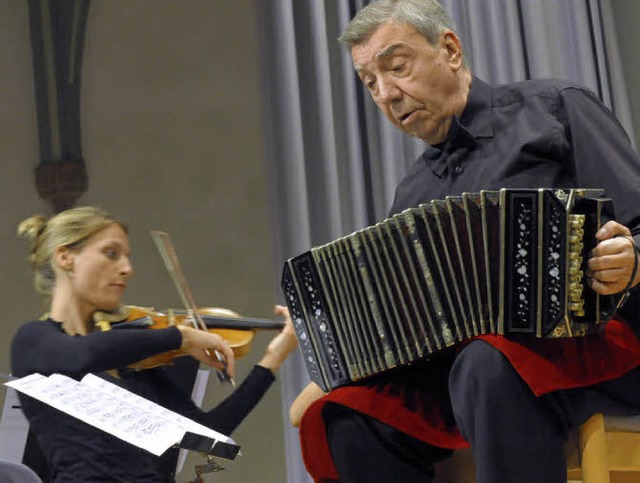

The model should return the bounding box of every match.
[93,305,132,324]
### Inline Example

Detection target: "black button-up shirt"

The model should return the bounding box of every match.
[389,76,640,326]
[390,77,640,251]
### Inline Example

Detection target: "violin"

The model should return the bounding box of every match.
[94,305,285,370]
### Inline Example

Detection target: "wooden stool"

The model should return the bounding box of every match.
[433,413,640,482]
[567,413,640,483]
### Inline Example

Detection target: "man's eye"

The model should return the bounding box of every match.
[105,249,119,260]
[391,64,405,72]
[366,80,376,90]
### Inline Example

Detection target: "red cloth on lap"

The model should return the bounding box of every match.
[298,317,640,482]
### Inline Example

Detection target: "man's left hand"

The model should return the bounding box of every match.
[588,220,639,295]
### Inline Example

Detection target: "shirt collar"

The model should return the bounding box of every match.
[459,76,494,139]
[422,76,493,177]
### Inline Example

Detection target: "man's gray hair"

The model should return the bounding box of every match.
[339,0,457,47]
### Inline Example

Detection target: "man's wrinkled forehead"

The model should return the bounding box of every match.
[351,21,431,70]
[353,42,404,72]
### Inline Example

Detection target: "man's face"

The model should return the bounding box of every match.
[351,21,465,144]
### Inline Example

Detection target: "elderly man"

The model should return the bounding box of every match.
[290,1,640,482]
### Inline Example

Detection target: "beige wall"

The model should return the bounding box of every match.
[0,1,288,482]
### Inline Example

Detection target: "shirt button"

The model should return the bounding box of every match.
[453,165,463,175]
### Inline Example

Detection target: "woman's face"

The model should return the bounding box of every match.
[66,223,133,313]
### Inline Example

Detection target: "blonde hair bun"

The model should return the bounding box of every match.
[17,215,47,242]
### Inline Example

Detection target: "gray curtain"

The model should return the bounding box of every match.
[256,1,634,482]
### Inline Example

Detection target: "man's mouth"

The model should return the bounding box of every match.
[399,110,416,124]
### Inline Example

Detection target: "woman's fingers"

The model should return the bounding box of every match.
[178,326,235,378]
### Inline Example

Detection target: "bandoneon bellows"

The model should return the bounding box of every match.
[282,189,621,392]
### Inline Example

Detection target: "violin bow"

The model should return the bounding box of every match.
[151,230,234,385]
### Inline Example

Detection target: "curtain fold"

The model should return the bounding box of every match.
[256,2,634,481]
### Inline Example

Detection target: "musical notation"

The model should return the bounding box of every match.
[5,373,238,458]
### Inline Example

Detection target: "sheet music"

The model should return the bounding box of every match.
[5,373,236,457]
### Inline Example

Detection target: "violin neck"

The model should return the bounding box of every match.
[108,312,284,331]
[201,315,284,331]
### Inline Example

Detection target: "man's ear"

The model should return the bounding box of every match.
[442,30,464,71]
[54,246,74,272]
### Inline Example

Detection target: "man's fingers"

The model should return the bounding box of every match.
[588,252,631,272]
[588,277,626,295]
[590,237,633,258]
[596,220,631,241]
[588,233,638,295]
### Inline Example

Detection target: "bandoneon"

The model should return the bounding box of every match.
[282,188,622,392]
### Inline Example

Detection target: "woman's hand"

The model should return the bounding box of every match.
[177,325,235,379]
[257,305,298,373]
[588,220,640,295]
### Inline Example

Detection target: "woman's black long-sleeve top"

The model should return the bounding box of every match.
[10,319,275,482]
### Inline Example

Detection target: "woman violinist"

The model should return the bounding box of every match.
[10,206,298,482]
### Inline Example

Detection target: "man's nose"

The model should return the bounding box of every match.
[376,78,402,103]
